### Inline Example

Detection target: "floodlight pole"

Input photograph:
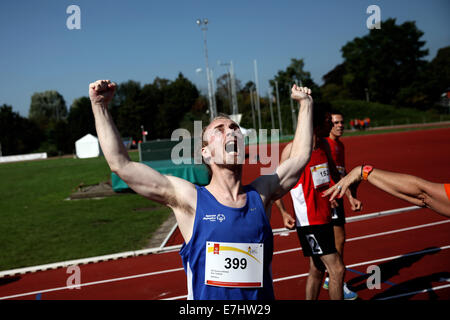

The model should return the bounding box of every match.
[249,86,256,130]
[219,60,239,115]
[230,61,238,115]
[141,125,147,142]
[268,89,275,129]
[275,80,283,136]
[210,68,217,117]
[196,18,216,120]
[254,60,262,130]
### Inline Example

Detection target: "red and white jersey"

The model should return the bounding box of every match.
[325,137,346,177]
[290,142,332,226]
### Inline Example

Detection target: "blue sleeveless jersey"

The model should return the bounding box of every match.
[179,185,274,300]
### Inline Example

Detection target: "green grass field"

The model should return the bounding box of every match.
[0,151,170,271]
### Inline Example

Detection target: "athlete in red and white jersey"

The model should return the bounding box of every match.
[275,108,362,300]
[323,111,359,300]
[275,108,354,300]
[290,140,333,226]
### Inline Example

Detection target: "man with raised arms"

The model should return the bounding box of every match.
[89,80,314,300]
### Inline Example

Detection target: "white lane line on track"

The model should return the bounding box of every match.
[165,283,450,301]
[346,219,450,242]
[1,220,448,300]
[273,219,450,255]
[0,267,184,301]
[273,245,450,282]
[377,284,450,300]
[164,245,450,300]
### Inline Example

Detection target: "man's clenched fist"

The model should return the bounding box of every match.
[89,80,117,106]
[290,84,313,104]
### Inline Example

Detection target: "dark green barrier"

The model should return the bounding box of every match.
[138,139,199,162]
[111,159,210,192]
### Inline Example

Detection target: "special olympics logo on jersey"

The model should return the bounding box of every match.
[217,214,226,222]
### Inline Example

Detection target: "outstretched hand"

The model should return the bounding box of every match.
[89,80,117,106]
[323,166,362,201]
[290,84,313,104]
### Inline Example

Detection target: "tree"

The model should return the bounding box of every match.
[269,58,319,106]
[107,74,199,141]
[110,80,143,140]
[323,63,346,87]
[155,73,199,138]
[340,18,428,105]
[424,46,450,104]
[27,90,70,155]
[215,73,242,115]
[68,97,97,145]
[396,46,450,109]
[47,119,71,155]
[0,104,43,155]
[29,90,68,128]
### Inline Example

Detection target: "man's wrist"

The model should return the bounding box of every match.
[345,189,353,199]
[91,101,109,111]
[299,99,313,109]
[352,166,363,182]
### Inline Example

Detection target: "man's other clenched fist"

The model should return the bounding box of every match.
[89,80,117,106]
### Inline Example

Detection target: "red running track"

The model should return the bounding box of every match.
[0,128,449,300]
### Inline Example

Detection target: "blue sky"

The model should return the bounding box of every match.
[1,0,449,117]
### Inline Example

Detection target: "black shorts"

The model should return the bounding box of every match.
[331,198,346,226]
[296,223,337,257]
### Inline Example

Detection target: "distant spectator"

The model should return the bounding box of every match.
[358,119,365,130]
[349,119,355,130]
[364,117,371,129]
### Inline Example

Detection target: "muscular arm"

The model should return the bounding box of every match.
[251,85,313,210]
[323,166,450,218]
[273,143,296,229]
[89,80,197,241]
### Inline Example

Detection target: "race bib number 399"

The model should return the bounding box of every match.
[205,241,264,288]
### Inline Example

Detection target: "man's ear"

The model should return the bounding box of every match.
[201,146,211,165]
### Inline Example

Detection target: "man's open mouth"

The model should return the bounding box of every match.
[225,140,238,154]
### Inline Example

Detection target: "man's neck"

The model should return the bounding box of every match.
[329,133,340,141]
[208,165,244,201]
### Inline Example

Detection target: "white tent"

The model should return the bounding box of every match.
[75,134,100,159]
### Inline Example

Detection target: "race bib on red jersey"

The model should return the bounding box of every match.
[310,163,330,189]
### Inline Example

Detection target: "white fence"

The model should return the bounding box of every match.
[0,152,47,163]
